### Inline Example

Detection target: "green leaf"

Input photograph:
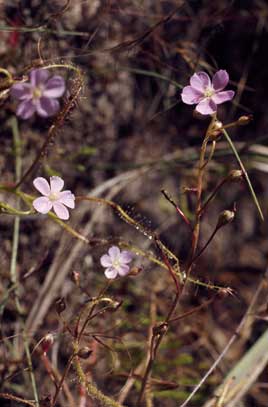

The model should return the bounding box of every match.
[222,128,264,221]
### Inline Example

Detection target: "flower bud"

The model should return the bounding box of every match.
[129,266,143,276]
[77,347,93,359]
[209,120,223,140]
[213,120,223,130]
[216,210,235,229]
[228,169,244,182]
[238,115,253,126]
[109,300,122,312]
[41,333,54,354]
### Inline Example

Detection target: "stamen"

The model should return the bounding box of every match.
[204,87,214,98]
[112,259,120,268]
[32,87,42,99]
[49,192,59,201]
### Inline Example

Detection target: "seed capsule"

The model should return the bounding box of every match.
[228,169,244,182]
[41,333,54,354]
[238,115,253,126]
[77,347,93,359]
[216,210,235,228]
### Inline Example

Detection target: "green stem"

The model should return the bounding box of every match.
[10,216,21,311]
[0,67,12,79]
[73,342,124,407]
[0,202,32,216]
[9,117,39,406]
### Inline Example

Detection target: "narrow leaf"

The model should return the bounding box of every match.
[222,128,264,221]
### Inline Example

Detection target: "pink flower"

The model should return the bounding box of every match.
[181,70,235,115]
[11,69,65,120]
[100,246,133,279]
[33,176,75,220]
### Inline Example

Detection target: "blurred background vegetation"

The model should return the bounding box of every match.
[1,1,268,406]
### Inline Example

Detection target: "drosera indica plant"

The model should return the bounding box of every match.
[0,60,264,407]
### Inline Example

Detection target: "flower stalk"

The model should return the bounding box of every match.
[73,341,124,407]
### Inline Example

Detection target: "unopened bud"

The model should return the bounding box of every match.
[209,120,223,140]
[213,120,223,130]
[41,333,54,354]
[228,169,244,182]
[109,300,122,311]
[238,115,253,126]
[216,210,235,229]
[77,347,93,359]
[55,297,66,314]
[129,266,143,276]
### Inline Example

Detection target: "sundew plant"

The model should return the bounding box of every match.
[1,2,268,407]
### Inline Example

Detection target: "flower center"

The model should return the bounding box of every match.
[204,87,214,98]
[112,259,121,268]
[49,192,59,201]
[32,87,42,99]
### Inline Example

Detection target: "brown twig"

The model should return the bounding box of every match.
[187,114,217,272]
[0,393,35,406]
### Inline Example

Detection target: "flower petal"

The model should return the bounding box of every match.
[181,86,203,105]
[119,251,133,264]
[190,72,211,92]
[36,97,60,117]
[33,177,51,196]
[11,83,33,100]
[108,246,120,261]
[195,98,217,115]
[212,70,229,91]
[212,90,235,104]
[16,99,36,119]
[52,202,70,220]
[50,176,64,193]
[104,268,118,279]
[43,76,66,98]
[100,254,113,267]
[30,69,49,86]
[58,191,75,208]
[33,197,52,214]
[117,265,130,277]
